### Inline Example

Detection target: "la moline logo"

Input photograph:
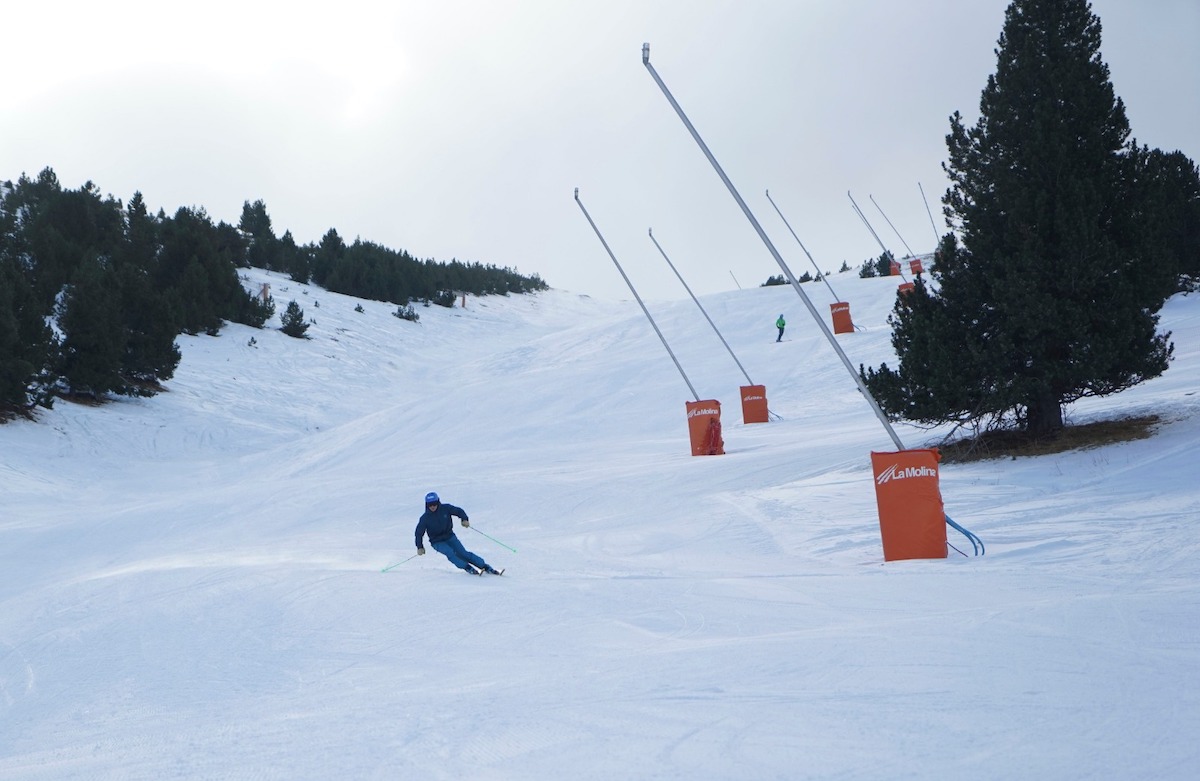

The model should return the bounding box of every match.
[875,463,938,485]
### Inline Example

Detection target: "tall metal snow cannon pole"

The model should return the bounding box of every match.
[764,189,843,304]
[573,188,701,402]
[870,194,916,259]
[641,43,904,451]
[650,227,776,424]
[919,181,940,247]
[648,228,754,387]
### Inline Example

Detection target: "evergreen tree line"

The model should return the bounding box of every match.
[761,261,854,287]
[860,0,1200,440]
[236,199,548,306]
[0,171,546,420]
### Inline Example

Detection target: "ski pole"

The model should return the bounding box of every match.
[382,553,420,572]
[470,525,517,553]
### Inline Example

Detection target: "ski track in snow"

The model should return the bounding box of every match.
[2,268,1199,780]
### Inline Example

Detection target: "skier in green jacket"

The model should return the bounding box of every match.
[776,314,786,342]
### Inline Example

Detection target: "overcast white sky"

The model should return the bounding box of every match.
[4,0,1197,300]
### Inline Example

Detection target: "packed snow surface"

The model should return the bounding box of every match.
[3,267,1198,780]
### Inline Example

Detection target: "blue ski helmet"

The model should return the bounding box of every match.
[424,491,440,505]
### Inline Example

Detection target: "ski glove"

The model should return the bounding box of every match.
[417,547,425,555]
[461,519,470,528]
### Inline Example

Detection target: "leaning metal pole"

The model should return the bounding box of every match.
[648,227,754,386]
[764,189,842,303]
[918,181,940,246]
[870,193,916,258]
[641,43,904,451]
[574,188,701,402]
[850,191,908,281]
[848,191,890,256]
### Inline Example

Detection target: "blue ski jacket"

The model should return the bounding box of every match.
[415,502,468,548]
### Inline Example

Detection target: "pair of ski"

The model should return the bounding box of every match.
[470,567,505,576]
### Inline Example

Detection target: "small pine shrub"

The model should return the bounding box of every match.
[281,300,310,338]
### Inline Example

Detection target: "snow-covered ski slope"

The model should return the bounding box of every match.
[3,267,1199,780]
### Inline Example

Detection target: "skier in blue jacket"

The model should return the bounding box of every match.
[415,492,500,575]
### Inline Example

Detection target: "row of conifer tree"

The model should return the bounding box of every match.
[0,169,547,419]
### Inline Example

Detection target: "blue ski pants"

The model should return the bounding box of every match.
[432,535,488,572]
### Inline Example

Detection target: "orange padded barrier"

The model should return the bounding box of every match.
[740,385,768,424]
[830,302,854,334]
[870,448,948,561]
[686,399,724,456]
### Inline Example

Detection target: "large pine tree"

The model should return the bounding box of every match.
[862,0,1175,438]
[0,253,54,417]
[113,193,181,391]
[57,255,125,397]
